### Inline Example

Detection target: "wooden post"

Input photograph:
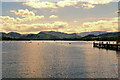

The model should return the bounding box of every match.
[106,42,109,49]
[93,42,95,47]
[116,45,119,51]
[116,40,120,51]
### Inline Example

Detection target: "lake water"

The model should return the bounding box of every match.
[2,41,119,78]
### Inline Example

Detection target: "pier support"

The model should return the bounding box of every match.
[93,42,120,51]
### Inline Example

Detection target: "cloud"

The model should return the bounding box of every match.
[85,0,113,5]
[49,15,58,19]
[0,9,69,33]
[81,3,95,9]
[1,20,69,33]
[23,0,79,9]
[57,0,78,7]
[23,2,57,9]
[10,9,35,17]
[10,9,44,20]
[0,16,44,24]
[2,9,44,24]
[82,17,118,32]
[81,0,113,9]
[1,16,118,33]
[23,0,113,9]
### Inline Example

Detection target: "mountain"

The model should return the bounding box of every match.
[98,32,120,37]
[80,32,120,41]
[1,31,119,40]
[1,31,81,40]
[77,31,107,37]
[8,32,21,38]
[83,34,97,38]
[38,31,81,39]
[90,31,107,35]
[77,32,90,37]
[0,32,21,38]
[25,33,58,39]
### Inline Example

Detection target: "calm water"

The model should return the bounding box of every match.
[2,41,119,78]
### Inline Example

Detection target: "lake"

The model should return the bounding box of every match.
[2,41,119,78]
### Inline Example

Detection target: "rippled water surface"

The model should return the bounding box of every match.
[2,41,119,78]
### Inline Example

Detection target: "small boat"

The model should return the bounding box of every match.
[69,43,71,44]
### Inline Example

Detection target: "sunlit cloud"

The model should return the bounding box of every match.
[15,0,39,2]
[23,0,114,9]
[1,0,117,33]
[1,9,69,33]
[1,21,69,33]
[23,2,57,9]
[81,0,113,9]
[62,17,118,33]
[10,9,44,19]
[1,16,118,33]
[6,9,44,23]
[2,0,118,2]
[0,15,44,24]
[85,0,113,5]
[82,17,118,32]
[23,0,79,9]
[49,15,58,19]
[57,0,78,7]
[81,3,95,9]
[10,9,35,17]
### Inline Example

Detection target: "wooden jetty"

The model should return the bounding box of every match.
[93,41,120,51]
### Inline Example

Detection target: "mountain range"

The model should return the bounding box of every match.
[77,31,107,37]
[0,31,120,40]
[1,31,81,40]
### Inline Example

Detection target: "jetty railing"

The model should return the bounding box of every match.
[93,41,120,51]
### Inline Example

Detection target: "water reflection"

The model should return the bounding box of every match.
[2,41,119,78]
[18,42,45,78]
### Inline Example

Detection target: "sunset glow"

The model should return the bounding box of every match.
[1,0,118,34]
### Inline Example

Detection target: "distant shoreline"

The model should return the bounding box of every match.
[1,31,120,41]
[1,39,117,41]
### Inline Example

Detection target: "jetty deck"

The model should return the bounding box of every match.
[93,42,120,51]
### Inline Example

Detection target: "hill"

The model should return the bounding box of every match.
[1,31,120,41]
[77,31,107,37]
[1,31,81,40]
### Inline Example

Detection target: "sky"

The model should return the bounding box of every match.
[0,0,119,34]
